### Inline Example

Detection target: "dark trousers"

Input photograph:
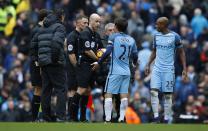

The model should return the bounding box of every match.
[41,64,67,121]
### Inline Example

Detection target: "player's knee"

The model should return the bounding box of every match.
[120,94,128,99]
[105,93,112,98]
[68,90,76,97]
[164,94,172,100]
[150,90,158,97]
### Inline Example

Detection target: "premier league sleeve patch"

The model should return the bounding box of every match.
[68,44,73,51]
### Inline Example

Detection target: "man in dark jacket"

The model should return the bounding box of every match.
[29,9,51,122]
[37,9,67,121]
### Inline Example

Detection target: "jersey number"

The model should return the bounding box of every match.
[119,45,131,60]
[166,81,174,88]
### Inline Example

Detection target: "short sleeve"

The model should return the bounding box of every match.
[80,31,91,51]
[67,34,75,54]
[152,35,156,49]
[175,33,183,48]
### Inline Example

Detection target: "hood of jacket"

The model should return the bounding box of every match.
[43,14,60,27]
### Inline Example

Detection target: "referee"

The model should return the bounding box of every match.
[70,13,103,122]
[66,15,88,118]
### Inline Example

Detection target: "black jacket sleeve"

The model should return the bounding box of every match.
[51,24,66,62]
[29,26,40,61]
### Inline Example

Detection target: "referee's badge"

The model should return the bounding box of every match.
[68,44,73,51]
[91,41,95,48]
[85,41,90,48]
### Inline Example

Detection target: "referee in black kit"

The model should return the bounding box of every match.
[37,9,67,122]
[70,13,103,122]
[66,15,88,117]
[29,9,51,121]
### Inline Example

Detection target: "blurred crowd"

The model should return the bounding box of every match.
[0,0,208,123]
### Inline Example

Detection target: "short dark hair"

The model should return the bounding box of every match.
[75,15,88,22]
[114,18,128,32]
[54,9,65,20]
[38,9,52,21]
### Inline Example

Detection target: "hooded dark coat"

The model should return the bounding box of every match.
[37,14,66,66]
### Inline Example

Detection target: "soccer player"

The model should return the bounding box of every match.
[145,17,187,123]
[29,9,51,121]
[92,18,138,122]
[66,15,88,119]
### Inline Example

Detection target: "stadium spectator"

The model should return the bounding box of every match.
[191,8,208,38]
[0,0,208,123]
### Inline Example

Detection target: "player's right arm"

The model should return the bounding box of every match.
[145,35,157,75]
[145,48,156,75]
[67,33,77,67]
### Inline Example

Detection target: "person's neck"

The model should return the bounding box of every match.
[89,25,95,32]
[75,27,81,32]
[161,29,170,34]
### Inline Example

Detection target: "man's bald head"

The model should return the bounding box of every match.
[89,13,100,22]
[89,13,101,32]
[157,17,169,27]
[156,17,169,32]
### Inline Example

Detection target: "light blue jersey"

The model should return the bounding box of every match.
[153,31,182,73]
[150,31,182,92]
[108,33,138,75]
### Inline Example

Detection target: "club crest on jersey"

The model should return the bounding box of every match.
[85,41,90,48]
[68,44,73,51]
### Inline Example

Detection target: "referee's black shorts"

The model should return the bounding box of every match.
[30,61,42,87]
[66,67,77,91]
[76,62,96,88]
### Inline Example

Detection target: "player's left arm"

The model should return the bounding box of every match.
[176,34,187,79]
[91,44,113,71]
[98,44,113,64]
[97,34,114,64]
[131,41,138,66]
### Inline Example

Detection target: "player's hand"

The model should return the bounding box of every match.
[132,62,137,69]
[145,65,150,76]
[91,62,99,71]
[182,70,188,81]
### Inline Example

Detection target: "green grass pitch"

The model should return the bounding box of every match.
[0,123,207,131]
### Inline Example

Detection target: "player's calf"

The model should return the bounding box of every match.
[118,95,128,122]
[150,89,159,119]
[32,86,41,121]
[104,97,113,122]
[164,93,173,123]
